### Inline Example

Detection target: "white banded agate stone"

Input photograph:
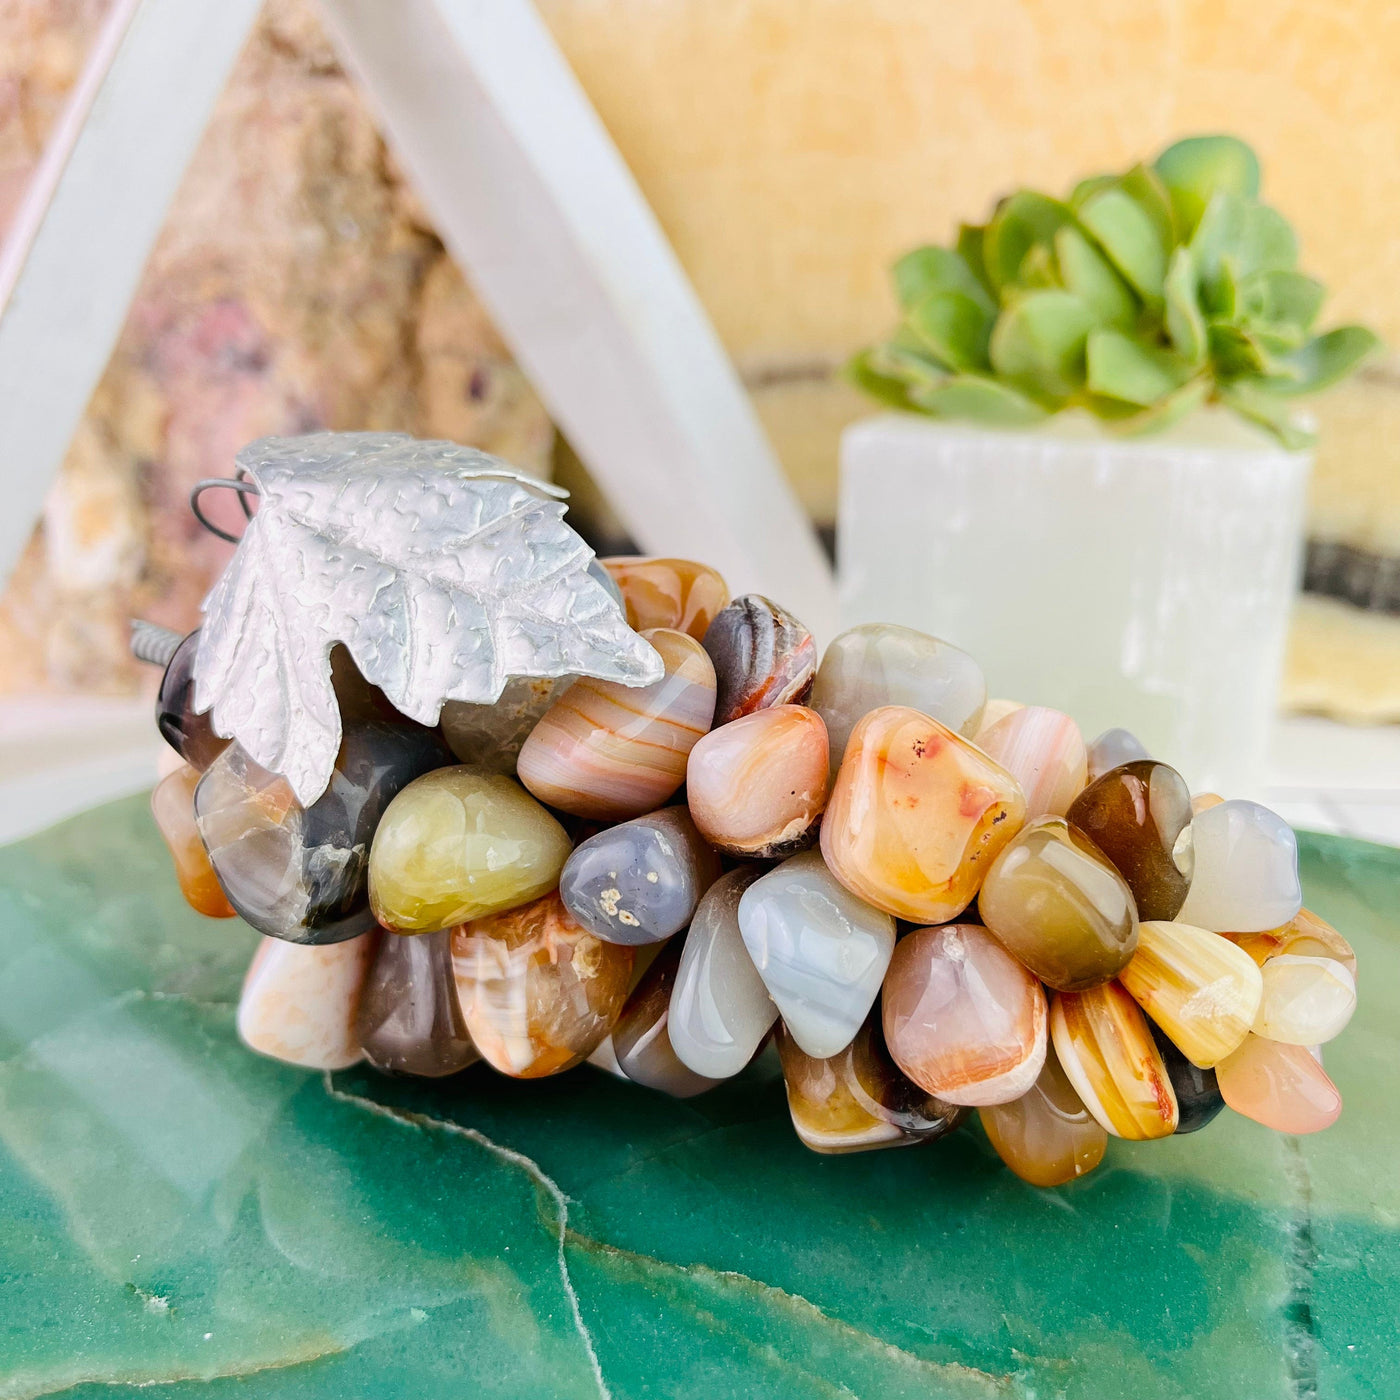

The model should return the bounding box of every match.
[737,850,896,1059]
[1175,800,1303,933]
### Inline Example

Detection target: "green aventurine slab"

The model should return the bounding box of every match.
[0,795,1396,1399]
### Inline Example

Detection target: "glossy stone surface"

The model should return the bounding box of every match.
[979,816,1138,991]
[452,892,633,1077]
[1149,1022,1226,1134]
[1176,800,1304,933]
[686,705,828,858]
[702,594,816,726]
[883,923,1048,1107]
[600,555,730,640]
[238,931,375,1070]
[669,866,778,1078]
[611,936,723,1098]
[821,705,1026,923]
[979,1043,1108,1185]
[1233,907,1358,978]
[518,628,717,820]
[1252,954,1357,1046]
[357,929,479,1077]
[737,851,894,1059]
[440,675,571,775]
[1066,759,1194,922]
[560,806,720,946]
[1086,727,1150,781]
[809,622,986,775]
[368,767,571,933]
[150,764,235,918]
[155,628,230,771]
[1051,982,1178,1140]
[1,794,1397,1398]
[976,706,1087,819]
[199,721,450,943]
[777,1013,966,1154]
[973,698,1024,741]
[1217,1034,1343,1135]
[1119,921,1263,1068]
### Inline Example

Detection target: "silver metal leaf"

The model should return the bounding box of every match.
[193,432,663,805]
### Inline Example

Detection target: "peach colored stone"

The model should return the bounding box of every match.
[600,556,730,640]
[882,924,1047,1107]
[237,932,376,1070]
[517,628,717,820]
[150,764,235,918]
[820,705,1026,922]
[1216,1034,1342,1134]
[972,698,1024,742]
[686,704,828,857]
[975,705,1087,819]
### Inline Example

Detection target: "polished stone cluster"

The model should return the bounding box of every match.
[151,554,1358,1185]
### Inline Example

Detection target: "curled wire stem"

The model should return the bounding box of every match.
[190,472,259,543]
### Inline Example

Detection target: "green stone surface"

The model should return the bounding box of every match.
[1,793,1396,1398]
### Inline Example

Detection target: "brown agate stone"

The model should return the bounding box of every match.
[600,556,731,640]
[702,594,817,726]
[1065,759,1194,921]
[777,1012,966,1153]
[358,929,480,1077]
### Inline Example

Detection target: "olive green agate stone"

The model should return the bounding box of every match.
[1,794,1398,1398]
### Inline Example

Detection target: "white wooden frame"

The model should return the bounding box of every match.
[0,0,836,637]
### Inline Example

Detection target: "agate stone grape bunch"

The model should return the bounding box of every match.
[150,556,1357,1188]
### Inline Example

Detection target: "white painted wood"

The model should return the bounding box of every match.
[318,0,837,638]
[0,0,263,586]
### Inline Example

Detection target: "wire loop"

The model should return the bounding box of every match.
[190,471,259,543]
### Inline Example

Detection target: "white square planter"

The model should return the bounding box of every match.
[838,409,1312,794]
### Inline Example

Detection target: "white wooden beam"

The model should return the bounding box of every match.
[318,0,837,638]
[0,0,263,585]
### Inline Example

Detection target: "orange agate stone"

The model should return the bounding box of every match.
[1216,1034,1342,1134]
[600,556,730,640]
[150,763,235,918]
[820,705,1026,922]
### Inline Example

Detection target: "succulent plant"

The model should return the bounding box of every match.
[850,136,1379,447]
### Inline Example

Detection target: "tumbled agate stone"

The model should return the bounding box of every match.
[1066,760,1193,922]
[738,850,896,1059]
[1119,920,1262,1068]
[976,706,1087,819]
[357,928,479,1077]
[369,766,571,933]
[517,628,717,821]
[440,675,571,775]
[150,764,235,918]
[777,1013,966,1154]
[1216,1034,1342,1134]
[1085,727,1150,782]
[1252,952,1356,1046]
[702,594,816,726]
[1050,982,1178,1140]
[601,556,730,640]
[973,698,1024,741]
[452,891,634,1077]
[668,867,777,1078]
[612,935,723,1098]
[810,622,986,776]
[1232,907,1357,977]
[156,629,230,772]
[560,806,721,946]
[883,923,1048,1107]
[686,705,829,858]
[979,816,1138,991]
[1148,1022,1225,1134]
[979,1044,1107,1185]
[1175,799,1303,933]
[821,705,1026,924]
[238,931,375,1070]
[199,721,450,944]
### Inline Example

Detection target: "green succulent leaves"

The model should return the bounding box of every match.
[852,134,1379,446]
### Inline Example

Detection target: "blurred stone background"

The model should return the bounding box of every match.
[2,0,1398,719]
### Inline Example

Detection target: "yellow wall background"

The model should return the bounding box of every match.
[539,0,1400,543]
